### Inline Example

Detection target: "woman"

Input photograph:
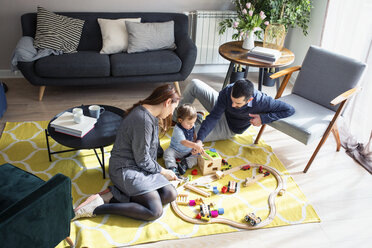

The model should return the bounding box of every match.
[73,84,180,221]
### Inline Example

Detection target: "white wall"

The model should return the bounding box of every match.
[0,0,232,71]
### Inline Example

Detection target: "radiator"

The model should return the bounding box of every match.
[189,11,237,65]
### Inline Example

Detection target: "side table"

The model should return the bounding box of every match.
[219,41,295,90]
[45,105,124,179]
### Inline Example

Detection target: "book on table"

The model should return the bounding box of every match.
[50,112,97,138]
[247,46,282,64]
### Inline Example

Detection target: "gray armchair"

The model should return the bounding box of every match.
[254,46,366,173]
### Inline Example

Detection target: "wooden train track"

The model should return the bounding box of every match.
[170,163,285,229]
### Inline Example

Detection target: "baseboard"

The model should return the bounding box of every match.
[0,70,23,78]
[192,64,259,74]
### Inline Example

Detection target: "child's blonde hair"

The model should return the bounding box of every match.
[177,104,197,121]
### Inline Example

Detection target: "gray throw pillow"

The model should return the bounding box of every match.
[33,6,85,53]
[126,21,176,53]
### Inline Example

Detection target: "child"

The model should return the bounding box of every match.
[163,104,203,175]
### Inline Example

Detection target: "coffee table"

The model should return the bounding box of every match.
[219,41,295,90]
[45,105,124,179]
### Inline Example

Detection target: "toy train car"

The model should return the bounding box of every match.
[227,181,237,193]
[245,213,262,226]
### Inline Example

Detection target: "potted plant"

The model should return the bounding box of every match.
[230,64,246,83]
[219,1,270,50]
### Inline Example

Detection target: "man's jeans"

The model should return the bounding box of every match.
[176,79,235,142]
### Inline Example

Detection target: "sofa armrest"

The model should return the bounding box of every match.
[175,36,197,80]
[0,174,74,247]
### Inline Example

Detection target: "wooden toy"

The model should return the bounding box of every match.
[218,208,224,215]
[197,149,222,175]
[215,171,224,179]
[221,159,228,165]
[191,182,211,189]
[259,166,263,173]
[245,213,262,226]
[187,175,193,181]
[171,163,286,230]
[201,216,210,221]
[243,174,265,187]
[200,204,211,217]
[195,213,201,219]
[195,198,204,205]
[189,200,196,206]
[221,186,227,193]
[221,164,232,171]
[241,165,251,170]
[191,169,198,175]
[184,183,211,197]
[211,210,219,218]
[176,193,189,205]
[212,186,219,194]
[227,181,237,193]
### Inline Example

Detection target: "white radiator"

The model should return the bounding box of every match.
[189,11,237,65]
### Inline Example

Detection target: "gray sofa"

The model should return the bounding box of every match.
[18,12,197,100]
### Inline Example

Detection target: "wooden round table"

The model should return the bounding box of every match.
[219,41,295,90]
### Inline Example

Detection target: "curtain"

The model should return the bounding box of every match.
[321,0,372,171]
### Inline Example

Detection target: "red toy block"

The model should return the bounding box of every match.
[196,213,201,219]
[191,169,198,175]
[221,186,227,193]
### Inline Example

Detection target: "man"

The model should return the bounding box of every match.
[177,79,295,152]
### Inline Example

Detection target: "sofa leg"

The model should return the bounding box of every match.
[65,236,74,247]
[39,86,46,101]
[174,81,181,96]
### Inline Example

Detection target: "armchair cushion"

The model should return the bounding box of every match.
[269,94,335,145]
[0,163,74,247]
[292,46,366,112]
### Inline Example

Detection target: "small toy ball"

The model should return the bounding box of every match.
[209,148,217,152]
[218,208,224,215]
[191,169,198,175]
[211,210,219,218]
[189,200,196,206]
[195,213,201,219]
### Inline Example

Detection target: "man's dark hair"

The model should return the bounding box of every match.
[231,79,254,100]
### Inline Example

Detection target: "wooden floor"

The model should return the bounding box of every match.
[1,74,371,248]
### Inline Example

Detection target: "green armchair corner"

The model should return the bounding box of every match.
[0,163,75,247]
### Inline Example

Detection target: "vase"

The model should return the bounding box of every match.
[263,24,286,50]
[242,31,255,50]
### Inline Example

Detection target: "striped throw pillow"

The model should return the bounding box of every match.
[33,7,85,53]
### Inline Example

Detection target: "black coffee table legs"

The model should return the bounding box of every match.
[93,147,106,179]
[45,129,106,179]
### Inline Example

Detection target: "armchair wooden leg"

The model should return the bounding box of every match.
[174,81,181,96]
[331,123,341,151]
[65,236,74,247]
[39,86,46,101]
[303,125,334,173]
[254,124,266,144]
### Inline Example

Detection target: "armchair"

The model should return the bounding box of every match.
[0,163,74,247]
[254,46,366,173]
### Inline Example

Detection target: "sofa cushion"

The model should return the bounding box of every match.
[98,18,141,54]
[110,50,182,76]
[33,7,85,53]
[35,51,110,78]
[126,21,176,53]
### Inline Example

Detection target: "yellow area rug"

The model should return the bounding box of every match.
[0,121,320,247]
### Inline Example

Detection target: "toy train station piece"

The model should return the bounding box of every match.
[197,149,222,175]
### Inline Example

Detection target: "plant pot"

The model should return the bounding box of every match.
[263,68,279,87]
[242,31,255,50]
[230,67,246,84]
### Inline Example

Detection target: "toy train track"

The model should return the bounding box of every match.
[170,163,285,229]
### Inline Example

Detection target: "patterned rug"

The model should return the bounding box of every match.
[0,121,320,247]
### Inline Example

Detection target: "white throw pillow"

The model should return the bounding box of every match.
[98,18,141,54]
